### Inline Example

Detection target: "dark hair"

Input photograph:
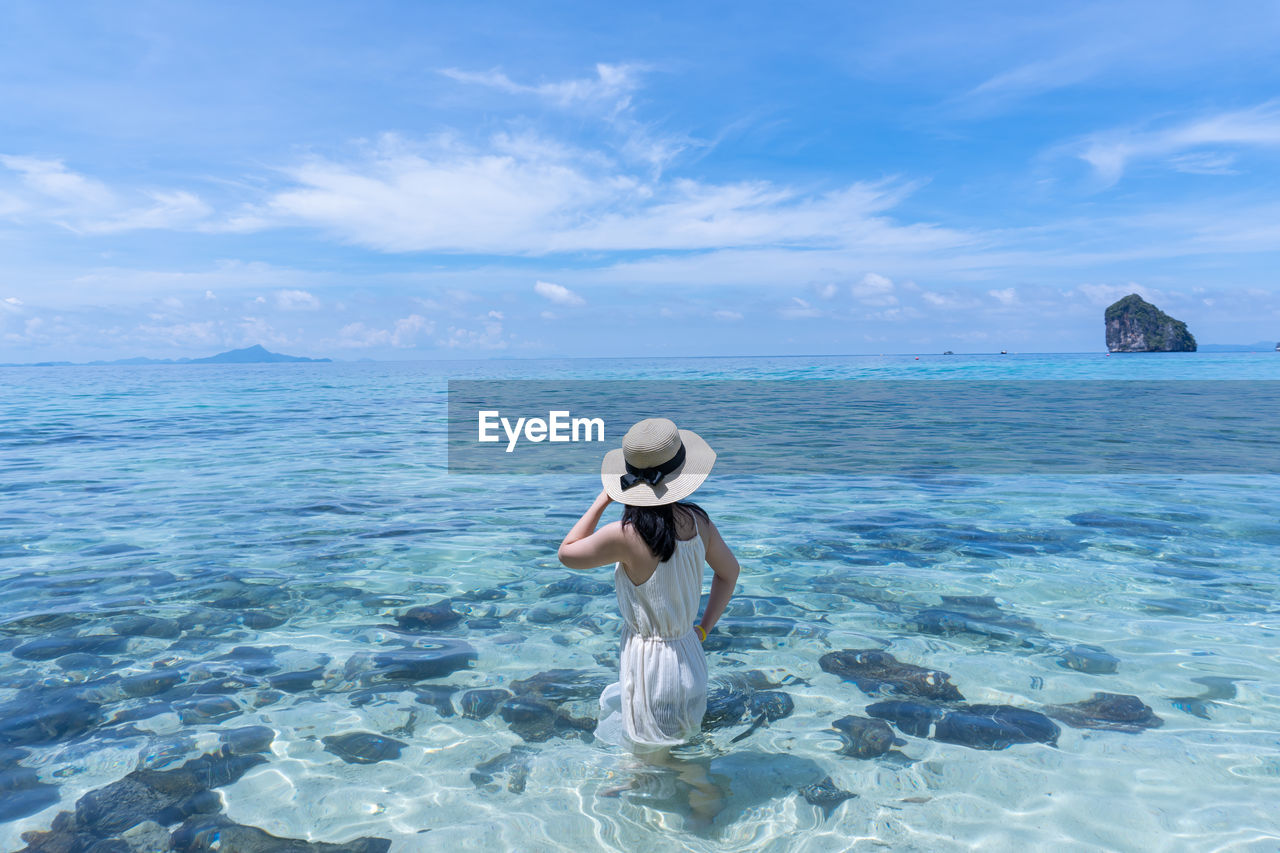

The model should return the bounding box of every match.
[621,501,709,563]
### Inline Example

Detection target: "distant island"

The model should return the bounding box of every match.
[2,344,332,367]
[1105,294,1196,352]
[1198,342,1279,352]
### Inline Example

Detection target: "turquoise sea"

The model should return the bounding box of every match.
[2,353,1279,852]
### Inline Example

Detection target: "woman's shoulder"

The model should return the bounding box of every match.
[674,502,712,540]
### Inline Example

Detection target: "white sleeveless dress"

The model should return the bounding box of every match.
[595,518,709,749]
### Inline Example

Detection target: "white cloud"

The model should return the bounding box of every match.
[851,272,898,306]
[0,156,211,232]
[237,133,613,253]
[534,280,585,306]
[446,315,506,349]
[332,313,435,349]
[236,316,291,347]
[336,321,389,349]
[920,290,981,309]
[215,133,965,257]
[391,314,433,347]
[1076,282,1153,306]
[133,320,220,348]
[440,63,644,110]
[1168,152,1239,175]
[84,191,212,234]
[0,155,115,208]
[712,310,743,321]
[988,287,1019,305]
[275,289,320,310]
[1072,101,1280,186]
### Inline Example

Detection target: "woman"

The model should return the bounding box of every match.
[557,417,740,750]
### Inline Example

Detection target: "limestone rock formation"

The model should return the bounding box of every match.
[1105,294,1196,352]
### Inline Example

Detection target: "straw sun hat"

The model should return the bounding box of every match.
[601,418,716,506]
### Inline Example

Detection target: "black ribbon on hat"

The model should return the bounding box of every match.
[620,442,686,491]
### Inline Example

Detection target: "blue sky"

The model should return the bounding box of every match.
[2,1,1279,360]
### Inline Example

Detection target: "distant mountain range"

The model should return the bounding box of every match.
[2,344,332,367]
[1198,342,1279,352]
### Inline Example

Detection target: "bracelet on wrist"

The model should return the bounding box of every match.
[694,625,707,642]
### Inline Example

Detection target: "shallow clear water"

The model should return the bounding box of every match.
[2,353,1279,851]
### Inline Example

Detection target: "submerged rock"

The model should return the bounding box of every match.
[0,766,60,822]
[819,649,964,701]
[174,696,241,725]
[353,639,476,682]
[470,745,535,794]
[14,747,346,853]
[543,575,611,597]
[699,633,768,653]
[702,687,750,730]
[729,691,796,743]
[798,776,857,819]
[396,600,464,632]
[832,715,897,759]
[170,814,391,852]
[748,691,794,722]
[74,750,266,836]
[111,615,182,639]
[267,666,326,694]
[716,669,808,692]
[911,603,1041,646]
[868,700,1059,750]
[508,669,609,703]
[323,732,407,764]
[498,696,559,743]
[219,725,276,756]
[0,696,104,746]
[12,634,128,661]
[460,688,513,721]
[414,684,458,717]
[498,696,595,744]
[1043,693,1163,732]
[1168,676,1239,720]
[456,587,507,602]
[1056,644,1120,675]
[525,596,587,624]
[120,669,185,698]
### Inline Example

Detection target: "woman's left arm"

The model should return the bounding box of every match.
[558,490,627,570]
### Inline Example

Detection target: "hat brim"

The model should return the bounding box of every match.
[601,428,716,507]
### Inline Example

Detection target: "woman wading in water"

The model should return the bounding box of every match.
[558,418,739,823]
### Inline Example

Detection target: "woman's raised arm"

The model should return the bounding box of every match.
[557,490,628,570]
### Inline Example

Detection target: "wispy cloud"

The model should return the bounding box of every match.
[213,133,966,256]
[440,63,645,112]
[275,289,319,310]
[988,287,1019,305]
[0,155,212,233]
[534,280,585,306]
[333,313,435,349]
[851,272,898,306]
[1069,101,1280,186]
[780,297,823,319]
